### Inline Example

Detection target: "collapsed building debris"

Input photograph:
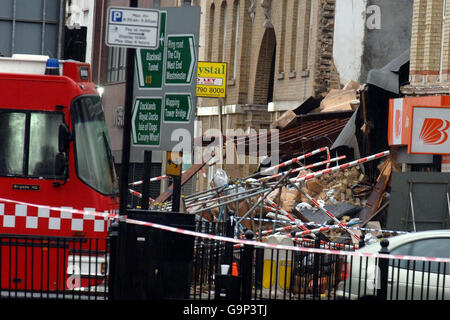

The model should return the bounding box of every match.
[133,146,392,249]
[128,72,409,250]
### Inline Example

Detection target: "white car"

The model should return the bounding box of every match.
[335,230,450,300]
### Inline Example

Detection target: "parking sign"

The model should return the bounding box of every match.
[111,11,123,22]
[106,7,160,49]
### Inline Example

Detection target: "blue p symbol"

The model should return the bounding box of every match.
[112,11,122,22]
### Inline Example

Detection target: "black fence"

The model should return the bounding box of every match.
[191,221,450,301]
[0,234,109,300]
[1,221,448,301]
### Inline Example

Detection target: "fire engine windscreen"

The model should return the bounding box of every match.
[71,95,118,195]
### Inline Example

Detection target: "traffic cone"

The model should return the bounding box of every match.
[232,262,238,276]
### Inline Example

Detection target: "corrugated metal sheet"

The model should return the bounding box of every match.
[198,111,352,159]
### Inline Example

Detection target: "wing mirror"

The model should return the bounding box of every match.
[54,152,67,177]
[58,123,72,153]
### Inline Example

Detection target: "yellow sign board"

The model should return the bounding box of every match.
[166,151,182,176]
[196,61,227,98]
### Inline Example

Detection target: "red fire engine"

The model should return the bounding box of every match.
[0,54,119,293]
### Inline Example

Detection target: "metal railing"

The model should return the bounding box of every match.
[190,222,450,301]
[0,234,109,300]
[3,223,448,301]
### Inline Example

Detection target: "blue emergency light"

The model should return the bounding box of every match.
[45,58,60,75]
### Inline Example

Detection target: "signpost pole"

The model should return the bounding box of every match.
[142,150,152,210]
[116,0,138,300]
[119,0,138,215]
[168,151,183,212]
[218,97,224,170]
[172,175,181,212]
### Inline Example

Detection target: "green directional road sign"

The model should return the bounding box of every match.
[131,97,162,146]
[165,34,196,85]
[131,6,200,151]
[163,94,191,122]
[136,11,166,89]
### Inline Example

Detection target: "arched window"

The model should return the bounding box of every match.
[278,0,287,74]
[219,1,228,62]
[231,1,240,79]
[302,0,313,71]
[290,0,300,73]
[207,3,215,61]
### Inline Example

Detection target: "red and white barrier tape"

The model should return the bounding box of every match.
[128,189,155,202]
[325,147,331,169]
[124,217,450,264]
[0,197,449,264]
[129,170,187,187]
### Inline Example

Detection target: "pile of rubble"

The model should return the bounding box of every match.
[264,166,372,218]
[143,79,394,248]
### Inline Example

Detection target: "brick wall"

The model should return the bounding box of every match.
[198,0,339,110]
[403,0,450,94]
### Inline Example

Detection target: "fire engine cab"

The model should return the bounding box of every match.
[0,54,119,292]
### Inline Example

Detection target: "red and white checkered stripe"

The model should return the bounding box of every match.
[0,202,112,233]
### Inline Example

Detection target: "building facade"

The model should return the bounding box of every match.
[334,0,413,85]
[197,0,339,121]
[194,0,342,190]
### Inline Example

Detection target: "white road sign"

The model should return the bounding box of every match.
[106,7,160,49]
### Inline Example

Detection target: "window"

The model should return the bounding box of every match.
[207,4,215,61]
[28,113,62,177]
[390,238,450,274]
[0,112,26,176]
[231,1,240,79]
[290,0,300,72]
[278,0,287,74]
[219,1,228,62]
[107,47,127,83]
[72,95,118,195]
[0,111,63,178]
[302,0,313,71]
